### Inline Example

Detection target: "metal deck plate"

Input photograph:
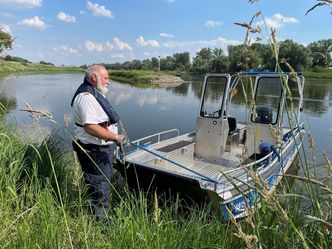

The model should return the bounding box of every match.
[156,140,194,153]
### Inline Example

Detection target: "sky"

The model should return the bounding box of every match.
[0,0,331,66]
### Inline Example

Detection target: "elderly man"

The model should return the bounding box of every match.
[71,64,125,218]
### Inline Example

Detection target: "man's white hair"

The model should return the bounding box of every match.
[85,64,106,81]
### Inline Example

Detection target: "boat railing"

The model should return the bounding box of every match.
[117,129,180,157]
[132,128,180,146]
[219,151,275,179]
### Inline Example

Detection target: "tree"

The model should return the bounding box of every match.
[308,39,332,67]
[40,60,54,66]
[142,59,153,70]
[0,29,13,55]
[251,43,275,71]
[160,56,175,71]
[211,48,228,73]
[192,48,212,74]
[151,57,159,71]
[131,59,143,70]
[228,44,260,72]
[4,55,30,63]
[278,39,312,71]
[122,61,132,70]
[173,52,191,71]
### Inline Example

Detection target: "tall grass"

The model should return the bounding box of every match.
[0,115,238,248]
[223,1,332,248]
[1,106,332,248]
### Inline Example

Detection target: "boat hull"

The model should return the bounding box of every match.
[220,139,302,219]
[114,158,220,208]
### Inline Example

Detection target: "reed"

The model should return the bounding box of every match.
[223,1,332,248]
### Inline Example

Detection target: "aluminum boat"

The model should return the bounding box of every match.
[114,71,305,219]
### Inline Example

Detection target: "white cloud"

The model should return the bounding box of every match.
[113,37,133,50]
[17,16,47,29]
[163,37,240,48]
[112,53,125,59]
[84,40,103,52]
[0,0,42,8]
[256,13,299,29]
[87,1,113,18]
[160,32,174,38]
[53,46,78,54]
[57,12,76,23]
[205,20,223,28]
[83,38,132,52]
[0,24,12,34]
[105,41,114,50]
[114,91,132,105]
[138,96,159,106]
[273,13,299,24]
[136,36,160,48]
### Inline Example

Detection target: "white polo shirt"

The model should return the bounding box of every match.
[72,92,118,145]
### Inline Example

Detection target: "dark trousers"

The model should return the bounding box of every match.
[73,141,112,218]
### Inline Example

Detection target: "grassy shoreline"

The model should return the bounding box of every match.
[303,68,332,79]
[108,70,184,85]
[0,60,84,77]
[1,60,332,81]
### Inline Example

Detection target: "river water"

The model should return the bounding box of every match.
[1,73,331,180]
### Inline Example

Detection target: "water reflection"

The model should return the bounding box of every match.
[303,80,331,116]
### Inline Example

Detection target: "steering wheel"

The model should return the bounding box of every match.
[212,110,221,118]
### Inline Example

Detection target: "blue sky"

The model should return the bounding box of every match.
[0,0,331,66]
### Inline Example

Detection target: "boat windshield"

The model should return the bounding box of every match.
[251,76,284,125]
[200,76,228,118]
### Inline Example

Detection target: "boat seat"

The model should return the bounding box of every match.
[227,117,237,135]
[225,117,238,152]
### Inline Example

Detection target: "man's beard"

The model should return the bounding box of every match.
[96,78,108,94]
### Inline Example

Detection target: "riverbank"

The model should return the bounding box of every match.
[303,68,332,79]
[1,59,331,83]
[0,61,184,86]
[108,70,184,86]
[0,60,84,77]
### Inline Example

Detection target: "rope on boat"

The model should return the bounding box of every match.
[128,141,219,184]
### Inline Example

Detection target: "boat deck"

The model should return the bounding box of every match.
[124,132,250,183]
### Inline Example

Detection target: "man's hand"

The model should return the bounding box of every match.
[115,134,128,145]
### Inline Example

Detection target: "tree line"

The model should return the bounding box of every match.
[99,39,332,74]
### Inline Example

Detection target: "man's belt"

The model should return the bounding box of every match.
[74,121,110,128]
[72,139,110,151]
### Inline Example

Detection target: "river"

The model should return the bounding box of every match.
[1,73,331,180]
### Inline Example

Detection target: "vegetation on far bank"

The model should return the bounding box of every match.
[303,67,332,79]
[1,56,332,86]
[0,58,184,85]
[108,70,184,85]
[0,59,84,77]
[98,39,332,78]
